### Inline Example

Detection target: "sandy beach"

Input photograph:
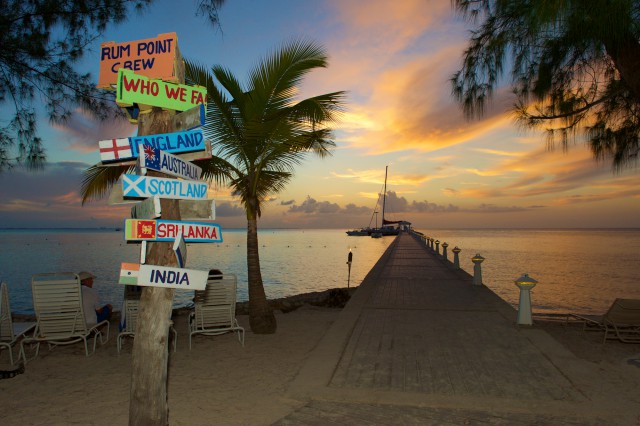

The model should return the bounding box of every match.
[2,298,640,425]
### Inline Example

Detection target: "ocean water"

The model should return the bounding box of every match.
[1,228,639,316]
[0,228,392,315]
[417,228,640,315]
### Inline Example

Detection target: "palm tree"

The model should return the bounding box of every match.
[185,40,346,333]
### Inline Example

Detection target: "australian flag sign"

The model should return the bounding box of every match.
[143,144,161,170]
[138,144,202,180]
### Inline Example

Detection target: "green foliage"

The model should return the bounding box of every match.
[0,0,225,173]
[451,0,640,170]
[185,40,347,218]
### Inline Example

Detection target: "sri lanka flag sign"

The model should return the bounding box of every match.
[119,263,140,285]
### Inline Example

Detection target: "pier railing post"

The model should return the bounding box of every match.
[429,238,434,250]
[442,242,448,261]
[515,274,538,325]
[435,240,440,255]
[452,246,461,269]
[471,254,484,286]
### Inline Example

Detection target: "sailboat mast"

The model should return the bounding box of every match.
[381,166,388,225]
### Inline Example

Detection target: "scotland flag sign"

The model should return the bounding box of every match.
[122,174,208,200]
[139,144,202,180]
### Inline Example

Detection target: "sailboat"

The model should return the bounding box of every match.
[346,166,409,237]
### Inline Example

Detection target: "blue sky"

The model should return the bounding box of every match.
[1,0,639,229]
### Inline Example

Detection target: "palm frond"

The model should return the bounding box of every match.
[81,163,131,205]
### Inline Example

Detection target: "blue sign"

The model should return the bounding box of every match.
[122,174,208,200]
[98,128,206,163]
[130,129,205,157]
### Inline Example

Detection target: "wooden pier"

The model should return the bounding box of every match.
[278,233,640,424]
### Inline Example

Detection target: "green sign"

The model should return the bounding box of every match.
[116,68,207,112]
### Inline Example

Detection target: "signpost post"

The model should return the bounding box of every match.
[97,32,219,425]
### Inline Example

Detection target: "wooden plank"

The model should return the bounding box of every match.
[172,104,205,131]
[118,263,208,290]
[99,129,205,163]
[116,68,206,112]
[124,219,222,243]
[138,144,202,180]
[131,196,161,219]
[178,199,215,220]
[98,32,183,89]
[122,174,208,200]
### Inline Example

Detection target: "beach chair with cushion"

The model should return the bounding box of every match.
[0,282,36,365]
[188,274,244,349]
[117,293,177,354]
[569,298,640,343]
[20,272,110,362]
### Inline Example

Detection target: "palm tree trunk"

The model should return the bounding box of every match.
[246,211,276,334]
[129,109,179,425]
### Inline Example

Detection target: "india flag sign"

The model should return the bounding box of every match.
[119,262,140,285]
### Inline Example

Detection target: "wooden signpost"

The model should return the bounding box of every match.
[122,174,208,200]
[124,219,223,242]
[138,144,202,180]
[98,32,183,89]
[99,129,205,163]
[119,263,208,290]
[116,68,207,112]
[98,31,218,424]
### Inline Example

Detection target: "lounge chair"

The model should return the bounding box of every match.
[117,288,177,353]
[569,298,640,343]
[188,274,244,349]
[20,272,110,362]
[0,282,36,365]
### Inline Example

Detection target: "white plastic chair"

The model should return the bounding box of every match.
[1,282,36,365]
[188,274,244,349]
[20,272,110,362]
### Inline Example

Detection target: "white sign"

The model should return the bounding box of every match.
[138,144,202,180]
[119,263,208,290]
[122,174,208,200]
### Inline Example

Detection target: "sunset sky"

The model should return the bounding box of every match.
[1,0,638,230]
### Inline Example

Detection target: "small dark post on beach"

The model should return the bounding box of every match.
[347,250,353,288]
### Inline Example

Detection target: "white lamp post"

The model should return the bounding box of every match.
[471,254,484,286]
[515,273,538,325]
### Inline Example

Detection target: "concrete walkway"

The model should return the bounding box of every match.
[277,233,640,425]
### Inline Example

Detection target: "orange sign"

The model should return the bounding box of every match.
[98,32,183,89]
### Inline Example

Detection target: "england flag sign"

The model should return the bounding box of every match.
[99,138,133,162]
